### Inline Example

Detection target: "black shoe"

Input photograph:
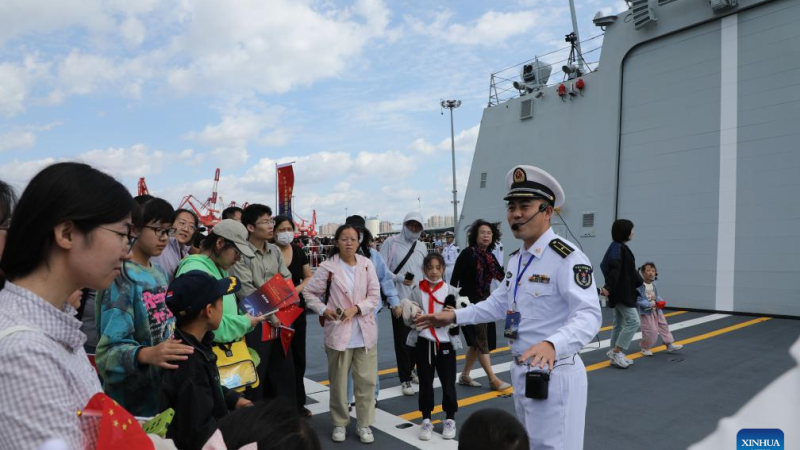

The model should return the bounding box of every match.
[348,402,355,412]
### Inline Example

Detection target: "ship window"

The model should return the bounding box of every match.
[520,99,533,120]
[480,172,487,188]
[582,212,595,228]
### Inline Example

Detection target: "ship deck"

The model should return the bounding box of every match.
[298,308,799,449]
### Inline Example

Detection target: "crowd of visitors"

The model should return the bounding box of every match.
[0,162,685,450]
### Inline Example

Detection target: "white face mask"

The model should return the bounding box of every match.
[403,226,421,242]
[275,231,294,246]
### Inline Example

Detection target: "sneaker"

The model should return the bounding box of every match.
[442,419,456,440]
[609,349,633,364]
[357,426,374,444]
[667,343,683,352]
[609,351,630,369]
[419,419,433,441]
[401,381,415,396]
[411,369,420,384]
[641,349,653,356]
[332,426,346,442]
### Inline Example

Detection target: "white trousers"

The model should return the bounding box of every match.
[510,355,588,450]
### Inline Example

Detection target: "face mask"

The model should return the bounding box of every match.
[403,226,421,242]
[275,231,294,246]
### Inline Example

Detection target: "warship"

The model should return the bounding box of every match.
[302,0,800,448]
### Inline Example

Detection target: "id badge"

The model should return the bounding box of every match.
[504,311,521,339]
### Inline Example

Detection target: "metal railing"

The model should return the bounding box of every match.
[488,34,605,107]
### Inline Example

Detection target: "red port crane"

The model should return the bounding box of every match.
[178,168,222,228]
[293,210,317,237]
[137,177,149,197]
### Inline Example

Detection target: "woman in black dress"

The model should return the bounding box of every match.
[272,215,314,416]
[450,219,511,391]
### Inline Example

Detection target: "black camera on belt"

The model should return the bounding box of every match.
[525,371,550,400]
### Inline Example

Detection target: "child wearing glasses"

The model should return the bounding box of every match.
[95,197,194,417]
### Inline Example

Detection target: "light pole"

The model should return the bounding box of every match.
[441,99,461,233]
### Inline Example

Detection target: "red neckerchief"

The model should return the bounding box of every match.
[420,279,445,348]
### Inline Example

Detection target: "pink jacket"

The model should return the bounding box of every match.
[304,254,380,351]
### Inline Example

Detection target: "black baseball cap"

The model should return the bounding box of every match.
[166,270,241,317]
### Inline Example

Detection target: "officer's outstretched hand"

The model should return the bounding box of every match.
[414,310,456,329]
[521,341,556,371]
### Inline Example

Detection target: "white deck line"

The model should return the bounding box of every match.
[303,313,731,448]
[716,14,738,311]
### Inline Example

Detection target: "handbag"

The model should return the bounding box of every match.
[318,271,333,327]
[213,340,259,392]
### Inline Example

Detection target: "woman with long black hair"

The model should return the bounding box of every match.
[450,219,511,391]
[0,163,136,449]
[272,215,313,416]
[0,179,16,258]
[600,219,642,369]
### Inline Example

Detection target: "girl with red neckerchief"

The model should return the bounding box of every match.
[406,253,462,442]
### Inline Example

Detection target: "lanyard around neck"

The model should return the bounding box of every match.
[513,253,535,307]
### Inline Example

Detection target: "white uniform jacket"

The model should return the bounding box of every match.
[455,227,602,450]
[442,243,459,283]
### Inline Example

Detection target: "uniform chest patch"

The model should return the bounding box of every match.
[506,271,512,279]
[573,264,593,289]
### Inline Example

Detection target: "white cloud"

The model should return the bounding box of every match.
[0,0,113,45]
[78,144,165,178]
[165,0,391,96]
[0,157,58,188]
[0,57,49,117]
[0,130,36,152]
[410,123,480,155]
[119,16,146,47]
[407,10,542,46]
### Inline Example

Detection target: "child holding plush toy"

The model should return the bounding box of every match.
[403,253,463,441]
[637,262,683,356]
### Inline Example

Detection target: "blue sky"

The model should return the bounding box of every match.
[0,0,625,227]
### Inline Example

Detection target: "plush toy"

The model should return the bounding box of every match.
[400,298,423,329]
[456,296,471,309]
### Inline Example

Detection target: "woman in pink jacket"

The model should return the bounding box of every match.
[304,224,380,445]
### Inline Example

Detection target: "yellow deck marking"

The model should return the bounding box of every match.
[317,311,688,386]
[399,316,771,421]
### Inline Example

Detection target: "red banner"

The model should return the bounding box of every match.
[277,163,294,218]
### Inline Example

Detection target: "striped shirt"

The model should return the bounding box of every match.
[0,282,101,450]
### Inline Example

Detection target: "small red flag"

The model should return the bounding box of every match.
[81,393,154,450]
[280,327,295,356]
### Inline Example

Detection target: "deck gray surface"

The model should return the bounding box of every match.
[297,308,799,449]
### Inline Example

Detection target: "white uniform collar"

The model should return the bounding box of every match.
[520,227,556,258]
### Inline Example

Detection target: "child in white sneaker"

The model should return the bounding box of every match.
[406,253,461,441]
[637,262,683,356]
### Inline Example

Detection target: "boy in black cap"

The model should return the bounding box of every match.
[161,270,253,450]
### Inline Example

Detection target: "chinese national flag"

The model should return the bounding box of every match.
[280,327,295,356]
[82,393,154,450]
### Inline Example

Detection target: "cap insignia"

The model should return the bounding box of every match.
[513,168,526,183]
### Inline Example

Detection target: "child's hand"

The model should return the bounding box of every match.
[649,300,656,308]
[235,397,254,409]
[137,340,194,369]
[247,314,267,328]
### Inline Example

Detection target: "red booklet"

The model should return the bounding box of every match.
[262,304,305,341]
[240,274,300,318]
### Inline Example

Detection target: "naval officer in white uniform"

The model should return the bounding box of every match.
[442,231,459,282]
[416,165,601,450]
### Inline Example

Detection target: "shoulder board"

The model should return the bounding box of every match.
[549,238,574,258]
[509,249,520,256]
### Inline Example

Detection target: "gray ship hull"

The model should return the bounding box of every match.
[460,0,800,317]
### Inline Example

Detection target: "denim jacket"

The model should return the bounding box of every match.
[636,282,662,315]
